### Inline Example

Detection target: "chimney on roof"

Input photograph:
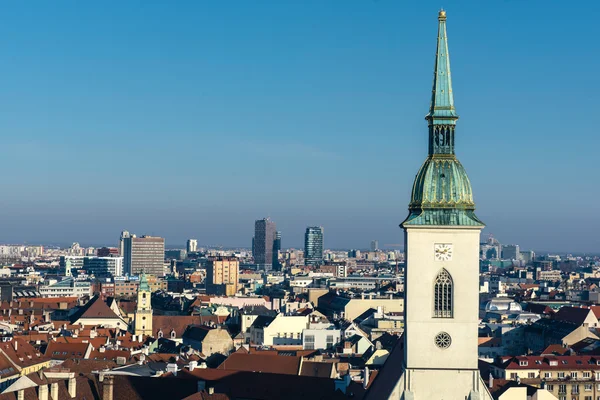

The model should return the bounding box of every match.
[50,382,58,400]
[189,361,197,371]
[17,389,24,400]
[102,375,114,400]
[13,340,17,351]
[68,376,76,398]
[138,333,143,342]
[363,367,370,389]
[488,373,494,389]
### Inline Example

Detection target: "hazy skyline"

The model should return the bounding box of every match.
[1,1,598,252]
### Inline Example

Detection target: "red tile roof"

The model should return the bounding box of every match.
[498,355,600,370]
[541,344,569,355]
[153,315,225,338]
[0,339,50,369]
[70,296,122,323]
[45,341,91,360]
[217,353,301,375]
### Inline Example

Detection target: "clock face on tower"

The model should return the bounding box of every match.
[434,243,453,261]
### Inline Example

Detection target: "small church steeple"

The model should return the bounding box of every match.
[133,271,153,336]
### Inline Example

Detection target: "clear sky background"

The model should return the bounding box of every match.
[1,1,598,252]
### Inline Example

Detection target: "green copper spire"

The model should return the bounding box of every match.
[427,10,458,125]
[402,11,483,227]
[139,271,150,292]
[427,10,458,156]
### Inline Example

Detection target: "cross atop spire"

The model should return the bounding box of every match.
[426,9,458,126]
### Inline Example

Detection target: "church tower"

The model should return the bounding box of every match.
[395,11,491,400]
[133,272,153,336]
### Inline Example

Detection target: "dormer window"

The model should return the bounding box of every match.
[550,361,558,366]
[562,360,568,364]
[519,360,528,366]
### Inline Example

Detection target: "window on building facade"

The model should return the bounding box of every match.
[510,373,517,379]
[326,335,334,348]
[558,372,565,378]
[528,372,535,379]
[558,384,567,394]
[572,372,578,379]
[546,384,553,391]
[545,372,552,379]
[584,372,591,379]
[573,385,580,394]
[433,269,453,318]
[305,335,315,350]
[585,384,592,391]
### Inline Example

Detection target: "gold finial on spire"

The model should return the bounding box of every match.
[438,9,447,20]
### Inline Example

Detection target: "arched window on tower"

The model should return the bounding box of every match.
[433,269,453,318]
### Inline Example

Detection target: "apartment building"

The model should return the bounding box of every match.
[492,355,600,400]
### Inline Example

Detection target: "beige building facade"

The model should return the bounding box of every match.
[206,257,239,296]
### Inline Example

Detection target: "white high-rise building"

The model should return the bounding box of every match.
[187,239,198,253]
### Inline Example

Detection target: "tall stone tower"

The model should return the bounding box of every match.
[394,10,491,400]
[133,272,153,336]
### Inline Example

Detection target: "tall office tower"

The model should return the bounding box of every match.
[206,257,239,296]
[254,218,276,271]
[272,231,282,271]
[133,272,153,336]
[502,244,520,261]
[186,239,198,253]
[304,227,324,266]
[121,233,165,276]
[119,231,130,257]
[370,240,379,252]
[378,11,491,400]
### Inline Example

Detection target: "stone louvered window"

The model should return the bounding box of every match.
[433,269,453,318]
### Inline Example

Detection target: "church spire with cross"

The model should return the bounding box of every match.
[402,10,483,227]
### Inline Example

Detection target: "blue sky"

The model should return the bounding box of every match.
[0,1,598,252]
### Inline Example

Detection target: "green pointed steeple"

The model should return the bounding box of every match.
[402,11,483,227]
[426,10,458,126]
